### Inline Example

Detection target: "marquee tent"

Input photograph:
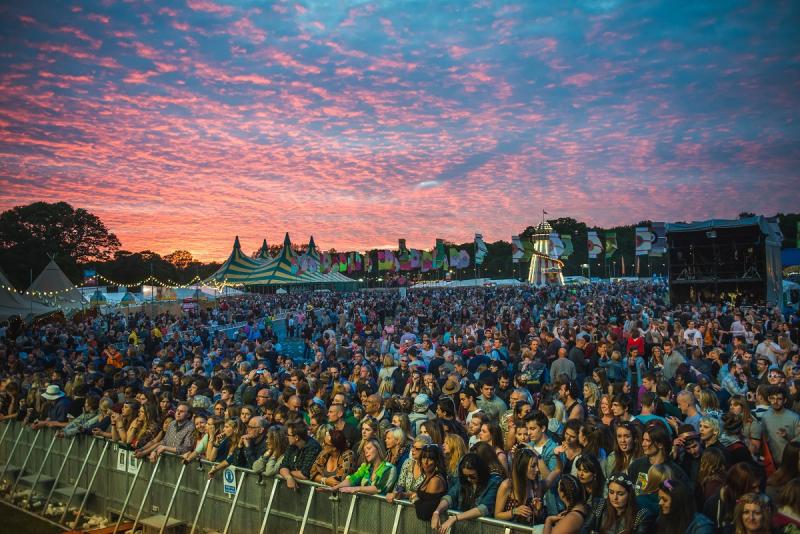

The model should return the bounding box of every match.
[204,236,264,285]
[28,259,86,310]
[0,269,56,320]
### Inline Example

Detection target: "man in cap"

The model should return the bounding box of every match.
[409,393,434,436]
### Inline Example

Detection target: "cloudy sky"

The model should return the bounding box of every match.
[0,0,798,260]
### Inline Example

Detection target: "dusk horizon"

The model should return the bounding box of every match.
[1,1,798,262]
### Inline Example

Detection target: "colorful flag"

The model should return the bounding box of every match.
[635,226,654,256]
[321,253,332,273]
[433,239,446,269]
[474,234,488,265]
[587,231,603,258]
[364,252,372,273]
[649,222,667,257]
[449,248,470,269]
[605,232,618,258]
[409,249,422,269]
[421,250,433,272]
[511,235,524,263]
[398,239,412,270]
[560,234,574,259]
[338,253,348,272]
[549,232,565,259]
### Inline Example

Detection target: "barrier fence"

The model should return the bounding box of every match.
[0,420,536,533]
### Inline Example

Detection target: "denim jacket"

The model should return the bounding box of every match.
[442,474,502,516]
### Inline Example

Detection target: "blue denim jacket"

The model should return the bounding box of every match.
[442,474,502,516]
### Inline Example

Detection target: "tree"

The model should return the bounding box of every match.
[0,202,120,287]
[164,250,194,270]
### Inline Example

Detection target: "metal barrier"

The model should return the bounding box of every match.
[0,420,536,533]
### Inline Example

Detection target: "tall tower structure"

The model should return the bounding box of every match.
[527,221,565,286]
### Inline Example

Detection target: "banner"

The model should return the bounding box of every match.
[449,247,470,269]
[321,252,332,273]
[560,235,574,259]
[549,232,564,259]
[511,235,524,263]
[587,231,603,258]
[338,253,348,272]
[364,252,372,273]
[650,222,667,257]
[474,234,488,265]
[635,226,654,256]
[409,249,422,269]
[433,239,446,269]
[378,250,395,271]
[398,239,412,270]
[421,250,433,272]
[605,232,618,258]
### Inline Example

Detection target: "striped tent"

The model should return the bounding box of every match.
[256,239,273,263]
[246,234,356,285]
[204,236,263,285]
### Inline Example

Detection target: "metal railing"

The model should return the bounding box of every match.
[0,420,537,533]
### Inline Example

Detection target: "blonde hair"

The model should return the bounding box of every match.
[443,433,467,475]
[642,463,674,494]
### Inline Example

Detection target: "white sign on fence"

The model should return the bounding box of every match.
[223,467,237,495]
[115,446,127,472]
[127,452,140,473]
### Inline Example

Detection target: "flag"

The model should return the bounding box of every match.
[635,226,654,256]
[347,252,355,273]
[474,233,488,265]
[433,239,446,269]
[587,231,603,258]
[449,248,470,269]
[398,239,412,270]
[364,252,372,273]
[560,234,574,259]
[605,232,618,258]
[620,254,626,275]
[549,232,565,259]
[523,240,534,261]
[797,222,800,248]
[511,235,524,263]
[321,253,332,273]
[421,250,433,272]
[409,249,422,269]
[650,222,667,257]
[338,253,348,272]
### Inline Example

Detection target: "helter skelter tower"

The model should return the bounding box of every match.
[527,220,565,286]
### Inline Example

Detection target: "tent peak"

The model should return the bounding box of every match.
[233,235,242,249]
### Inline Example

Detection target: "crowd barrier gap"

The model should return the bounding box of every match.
[0,420,537,534]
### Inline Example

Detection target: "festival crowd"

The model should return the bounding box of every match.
[2,282,800,534]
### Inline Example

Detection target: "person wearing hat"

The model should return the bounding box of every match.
[720,412,755,466]
[31,384,72,429]
[409,393,434,436]
[441,375,461,397]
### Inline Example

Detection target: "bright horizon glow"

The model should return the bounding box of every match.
[0,1,798,262]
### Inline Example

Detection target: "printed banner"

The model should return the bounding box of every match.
[474,234,488,265]
[511,235,524,263]
[587,231,603,258]
[409,249,422,269]
[605,232,618,258]
[650,222,667,257]
[560,234,574,259]
[433,239,446,269]
[635,226,654,256]
[421,250,433,272]
[549,232,565,259]
[449,247,470,269]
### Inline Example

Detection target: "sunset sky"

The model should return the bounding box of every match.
[0,1,798,261]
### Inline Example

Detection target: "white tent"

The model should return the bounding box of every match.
[28,259,86,310]
[0,269,56,320]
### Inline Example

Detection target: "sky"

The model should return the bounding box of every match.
[0,1,798,261]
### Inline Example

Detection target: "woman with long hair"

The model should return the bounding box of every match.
[443,433,467,482]
[773,478,800,532]
[599,394,615,427]
[733,493,773,534]
[703,462,761,534]
[477,420,508,472]
[655,479,715,534]
[109,400,139,443]
[387,434,432,503]
[602,421,642,478]
[575,454,605,507]
[391,412,413,445]
[180,413,209,463]
[766,441,800,502]
[384,427,409,466]
[583,382,601,418]
[412,444,448,521]
[420,418,445,446]
[697,448,726,511]
[354,416,380,465]
[311,427,354,486]
[431,453,503,533]
[592,368,611,398]
[127,402,161,449]
[638,464,674,517]
[328,438,397,495]
[586,473,654,534]
[201,416,227,462]
[495,448,548,525]
[471,441,507,478]
[542,474,589,534]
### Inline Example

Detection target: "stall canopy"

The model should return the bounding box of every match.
[0,269,56,320]
[28,258,86,310]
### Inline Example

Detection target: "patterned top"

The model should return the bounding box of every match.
[310,448,354,482]
[161,419,195,454]
[395,457,425,493]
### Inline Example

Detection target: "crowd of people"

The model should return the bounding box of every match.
[2,281,800,534]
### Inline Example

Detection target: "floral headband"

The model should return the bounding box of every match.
[607,473,634,490]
